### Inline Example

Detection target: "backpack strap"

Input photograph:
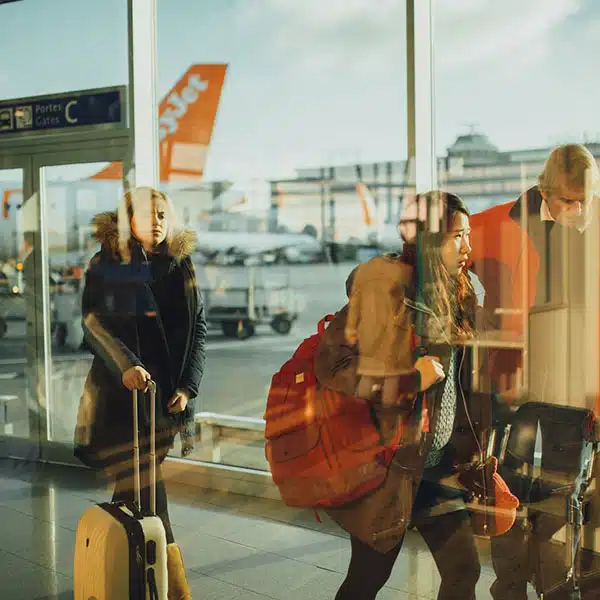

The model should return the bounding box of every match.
[318,314,336,334]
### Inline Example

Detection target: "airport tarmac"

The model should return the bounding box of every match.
[0,263,353,466]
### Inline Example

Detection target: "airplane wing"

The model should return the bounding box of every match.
[199,185,248,220]
[194,231,321,258]
[90,64,228,183]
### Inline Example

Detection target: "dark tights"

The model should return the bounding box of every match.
[112,463,175,544]
[335,510,480,600]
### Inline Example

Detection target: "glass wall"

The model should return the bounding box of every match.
[0,0,128,99]
[41,164,124,445]
[0,2,599,599]
[433,1,600,589]
[0,0,129,458]
[433,0,600,400]
[433,0,600,212]
[0,159,126,456]
[156,0,409,468]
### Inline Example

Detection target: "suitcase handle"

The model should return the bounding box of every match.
[132,381,157,516]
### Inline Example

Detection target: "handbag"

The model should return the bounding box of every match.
[457,456,520,537]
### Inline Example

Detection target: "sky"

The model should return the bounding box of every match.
[1,0,600,182]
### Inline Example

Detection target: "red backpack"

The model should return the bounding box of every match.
[264,315,408,509]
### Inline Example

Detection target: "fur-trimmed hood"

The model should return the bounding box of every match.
[92,211,196,262]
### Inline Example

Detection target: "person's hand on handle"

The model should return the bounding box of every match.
[168,389,190,414]
[122,366,152,391]
[414,355,445,391]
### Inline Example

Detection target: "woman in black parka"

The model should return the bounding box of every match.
[75,186,206,600]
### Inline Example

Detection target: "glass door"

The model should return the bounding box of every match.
[0,144,128,464]
[33,148,127,464]
[0,156,45,460]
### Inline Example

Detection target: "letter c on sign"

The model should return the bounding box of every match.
[65,100,78,124]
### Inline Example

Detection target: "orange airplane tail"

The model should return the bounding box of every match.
[356,182,377,226]
[2,189,22,219]
[91,63,227,183]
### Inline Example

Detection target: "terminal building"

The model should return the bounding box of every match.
[268,132,600,244]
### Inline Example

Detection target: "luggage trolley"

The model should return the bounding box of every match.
[197,262,298,340]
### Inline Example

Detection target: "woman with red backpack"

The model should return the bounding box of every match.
[315,190,505,600]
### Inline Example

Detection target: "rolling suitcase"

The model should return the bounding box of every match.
[74,381,168,600]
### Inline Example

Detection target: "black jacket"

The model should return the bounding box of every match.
[74,211,207,470]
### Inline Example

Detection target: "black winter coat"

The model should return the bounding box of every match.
[74,212,207,471]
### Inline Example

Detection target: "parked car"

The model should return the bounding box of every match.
[0,273,83,348]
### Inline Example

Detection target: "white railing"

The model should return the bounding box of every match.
[194,411,266,464]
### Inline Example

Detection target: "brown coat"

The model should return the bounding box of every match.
[314,258,493,553]
[345,255,416,377]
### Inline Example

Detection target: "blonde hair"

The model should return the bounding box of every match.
[538,144,600,195]
[116,186,182,262]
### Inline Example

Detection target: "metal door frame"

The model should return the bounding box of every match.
[0,133,130,464]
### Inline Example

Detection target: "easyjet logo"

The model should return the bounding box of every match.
[159,74,208,141]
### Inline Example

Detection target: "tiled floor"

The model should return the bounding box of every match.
[0,458,533,600]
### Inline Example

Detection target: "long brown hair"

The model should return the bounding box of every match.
[403,190,476,341]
